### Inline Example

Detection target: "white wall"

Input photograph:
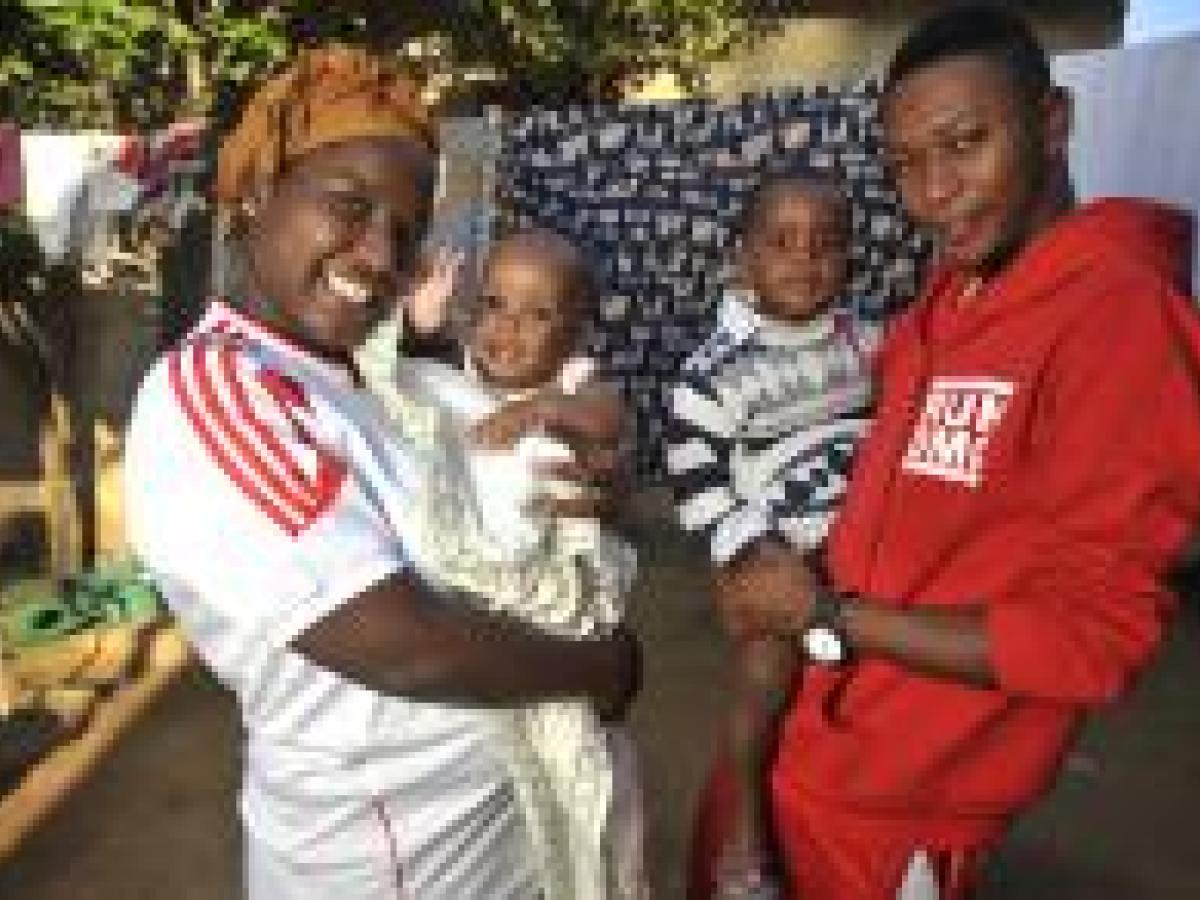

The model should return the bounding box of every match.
[1054,34,1200,289]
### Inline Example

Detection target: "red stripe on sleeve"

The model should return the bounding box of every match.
[217,347,320,509]
[254,365,348,523]
[190,344,321,521]
[169,347,304,536]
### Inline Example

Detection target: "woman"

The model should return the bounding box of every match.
[695,5,1200,899]
[124,46,637,900]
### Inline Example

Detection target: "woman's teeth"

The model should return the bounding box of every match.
[324,271,372,304]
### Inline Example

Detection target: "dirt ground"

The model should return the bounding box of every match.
[1,513,1199,899]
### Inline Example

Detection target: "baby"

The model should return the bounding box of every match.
[665,172,876,898]
[361,229,644,900]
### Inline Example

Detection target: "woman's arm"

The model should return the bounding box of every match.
[292,570,640,720]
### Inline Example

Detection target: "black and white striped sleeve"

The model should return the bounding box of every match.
[664,326,753,563]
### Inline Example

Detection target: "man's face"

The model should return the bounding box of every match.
[883,54,1067,274]
[472,247,581,390]
[741,188,848,324]
[245,135,434,354]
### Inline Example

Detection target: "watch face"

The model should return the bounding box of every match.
[804,625,845,664]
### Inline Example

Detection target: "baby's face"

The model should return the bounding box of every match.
[742,190,849,324]
[472,250,580,390]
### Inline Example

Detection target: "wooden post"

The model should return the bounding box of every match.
[39,390,81,581]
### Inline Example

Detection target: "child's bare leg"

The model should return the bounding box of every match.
[717,632,797,897]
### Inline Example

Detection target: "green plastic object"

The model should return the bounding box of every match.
[0,564,165,648]
[3,599,87,647]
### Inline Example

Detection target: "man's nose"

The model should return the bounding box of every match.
[916,155,963,214]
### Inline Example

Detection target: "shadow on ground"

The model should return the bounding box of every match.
[1,520,1198,898]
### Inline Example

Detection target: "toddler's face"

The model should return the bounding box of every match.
[742,190,848,324]
[472,250,580,390]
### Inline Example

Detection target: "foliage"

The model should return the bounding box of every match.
[0,0,784,128]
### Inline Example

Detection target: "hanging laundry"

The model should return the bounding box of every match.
[19,132,131,262]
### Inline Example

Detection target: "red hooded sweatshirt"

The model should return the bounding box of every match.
[772,198,1200,847]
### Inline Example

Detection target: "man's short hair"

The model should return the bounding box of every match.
[884,3,1052,107]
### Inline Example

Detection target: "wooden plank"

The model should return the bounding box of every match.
[0,627,191,862]
[0,483,43,515]
[39,392,81,581]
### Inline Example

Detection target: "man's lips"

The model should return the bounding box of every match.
[941,212,993,257]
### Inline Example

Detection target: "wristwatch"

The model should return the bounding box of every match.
[799,586,852,664]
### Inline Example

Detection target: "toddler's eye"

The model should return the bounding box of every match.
[949,129,986,155]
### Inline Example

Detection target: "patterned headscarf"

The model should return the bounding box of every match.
[215,45,437,206]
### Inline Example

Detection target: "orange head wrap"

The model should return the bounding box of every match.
[215,45,437,206]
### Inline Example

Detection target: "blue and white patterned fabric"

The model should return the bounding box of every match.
[498,80,931,480]
[665,291,877,565]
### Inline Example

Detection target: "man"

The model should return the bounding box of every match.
[706,6,1200,898]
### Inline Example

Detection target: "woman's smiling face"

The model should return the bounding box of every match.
[244,135,435,354]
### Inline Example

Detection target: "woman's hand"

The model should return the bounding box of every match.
[591,625,643,723]
[472,385,627,520]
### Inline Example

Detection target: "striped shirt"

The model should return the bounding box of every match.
[665,291,877,564]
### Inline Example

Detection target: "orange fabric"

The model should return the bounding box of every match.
[216,45,436,204]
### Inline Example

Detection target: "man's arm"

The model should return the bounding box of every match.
[718,279,1200,701]
[292,571,639,719]
[714,541,996,687]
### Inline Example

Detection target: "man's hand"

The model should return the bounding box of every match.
[713,540,819,642]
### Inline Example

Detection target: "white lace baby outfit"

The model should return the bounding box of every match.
[358,331,647,900]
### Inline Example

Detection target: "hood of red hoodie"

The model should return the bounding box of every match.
[1073,197,1194,293]
[916,197,1195,345]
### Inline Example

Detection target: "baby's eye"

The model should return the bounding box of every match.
[481,293,505,311]
[328,192,374,223]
